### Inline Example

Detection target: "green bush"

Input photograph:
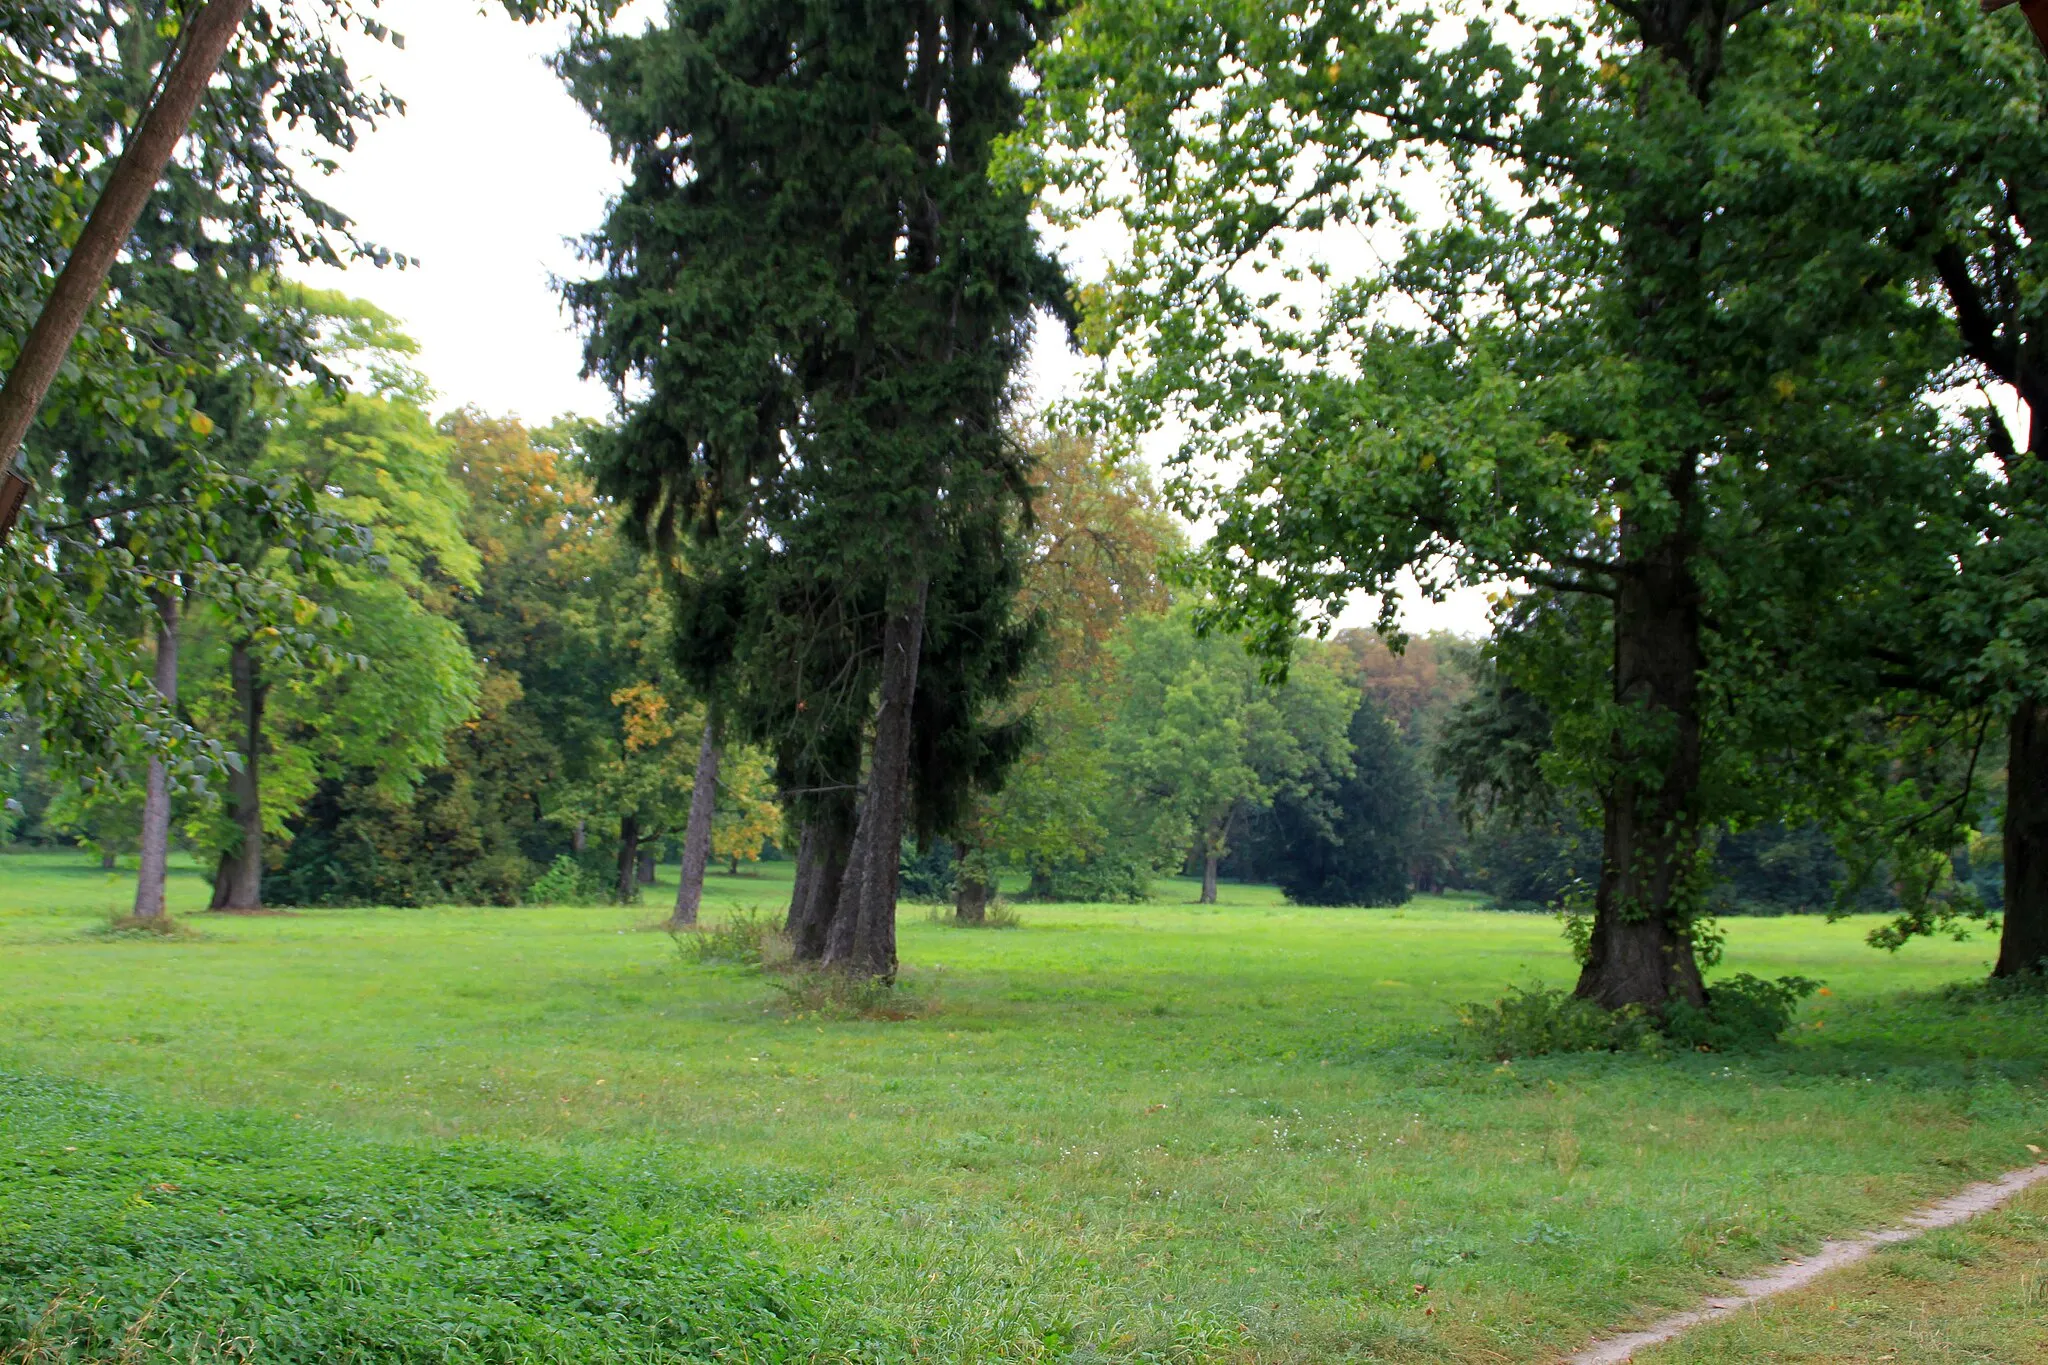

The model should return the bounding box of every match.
[685,910,787,967]
[0,1074,849,1364]
[1663,973,1822,1051]
[525,853,601,906]
[1459,973,1822,1060]
[1457,983,1653,1060]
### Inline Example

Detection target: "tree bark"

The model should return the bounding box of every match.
[1026,865,1054,901]
[1200,843,1220,905]
[209,852,231,910]
[132,589,180,919]
[572,819,587,854]
[616,814,641,904]
[1574,487,1709,1013]
[1996,698,2048,977]
[0,0,254,539]
[824,583,929,978]
[220,638,266,910]
[954,849,991,925]
[636,847,656,884]
[101,850,116,871]
[669,712,721,929]
[788,799,856,960]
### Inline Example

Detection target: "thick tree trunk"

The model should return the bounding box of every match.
[0,0,254,539]
[636,848,656,884]
[1574,489,1709,1013]
[209,852,231,910]
[1996,698,2048,977]
[616,814,641,905]
[220,638,266,911]
[669,714,721,929]
[132,592,180,919]
[788,799,855,959]
[954,850,991,925]
[824,584,929,978]
[1200,844,1220,905]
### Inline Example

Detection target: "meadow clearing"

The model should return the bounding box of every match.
[1,849,2044,1363]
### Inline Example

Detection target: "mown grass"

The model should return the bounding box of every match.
[2,848,2044,1363]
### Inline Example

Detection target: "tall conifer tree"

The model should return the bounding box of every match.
[567,0,1066,976]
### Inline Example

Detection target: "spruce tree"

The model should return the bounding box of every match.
[566,0,1065,976]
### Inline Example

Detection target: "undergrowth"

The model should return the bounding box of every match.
[0,1073,858,1364]
[926,903,1023,930]
[1460,973,1821,1060]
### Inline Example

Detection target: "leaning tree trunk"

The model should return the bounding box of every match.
[824,583,929,978]
[219,638,267,911]
[669,713,721,929]
[132,589,181,919]
[0,0,254,540]
[616,814,641,905]
[1996,697,2048,977]
[1574,489,1709,1013]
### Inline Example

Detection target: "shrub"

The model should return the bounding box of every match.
[0,1073,848,1364]
[525,853,600,906]
[684,910,787,967]
[928,902,1023,930]
[1663,973,1822,1051]
[769,969,938,1022]
[1458,973,1822,1059]
[1457,983,1653,1060]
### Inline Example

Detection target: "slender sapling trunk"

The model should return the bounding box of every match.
[669,711,721,929]
[132,589,181,918]
[220,638,266,910]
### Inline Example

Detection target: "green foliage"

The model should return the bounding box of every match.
[684,910,785,968]
[1663,974,1823,1054]
[526,854,601,907]
[1462,973,1821,1060]
[1458,985,1654,1061]
[0,1073,840,1364]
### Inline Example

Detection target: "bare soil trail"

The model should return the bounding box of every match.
[1564,1160,2048,1364]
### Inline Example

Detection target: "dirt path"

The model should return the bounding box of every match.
[1563,1160,2048,1365]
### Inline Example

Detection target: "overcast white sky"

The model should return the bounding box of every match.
[293,0,1492,637]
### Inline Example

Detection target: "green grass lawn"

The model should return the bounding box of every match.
[1,848,2044,1363]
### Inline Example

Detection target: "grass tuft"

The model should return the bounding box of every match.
[92,915,195,941]
[769,967,940,1021]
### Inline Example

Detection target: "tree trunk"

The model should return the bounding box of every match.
[788,799,856,960]
[636,847,656,884]
[220,638,266,911]
[955,850,991,925]
[100,850,116,871]
[572,819,587,854]
[0,0,254,539]
[1996,698,2048,977]
[823,583,928,978]
[209,852,231,910]
[616,814,641,904]
[669,713,721,929]
[132,590,180,919]
[1026,866,1054,901]
[1200,843,1220,905]
[1574,487,1709,1013]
